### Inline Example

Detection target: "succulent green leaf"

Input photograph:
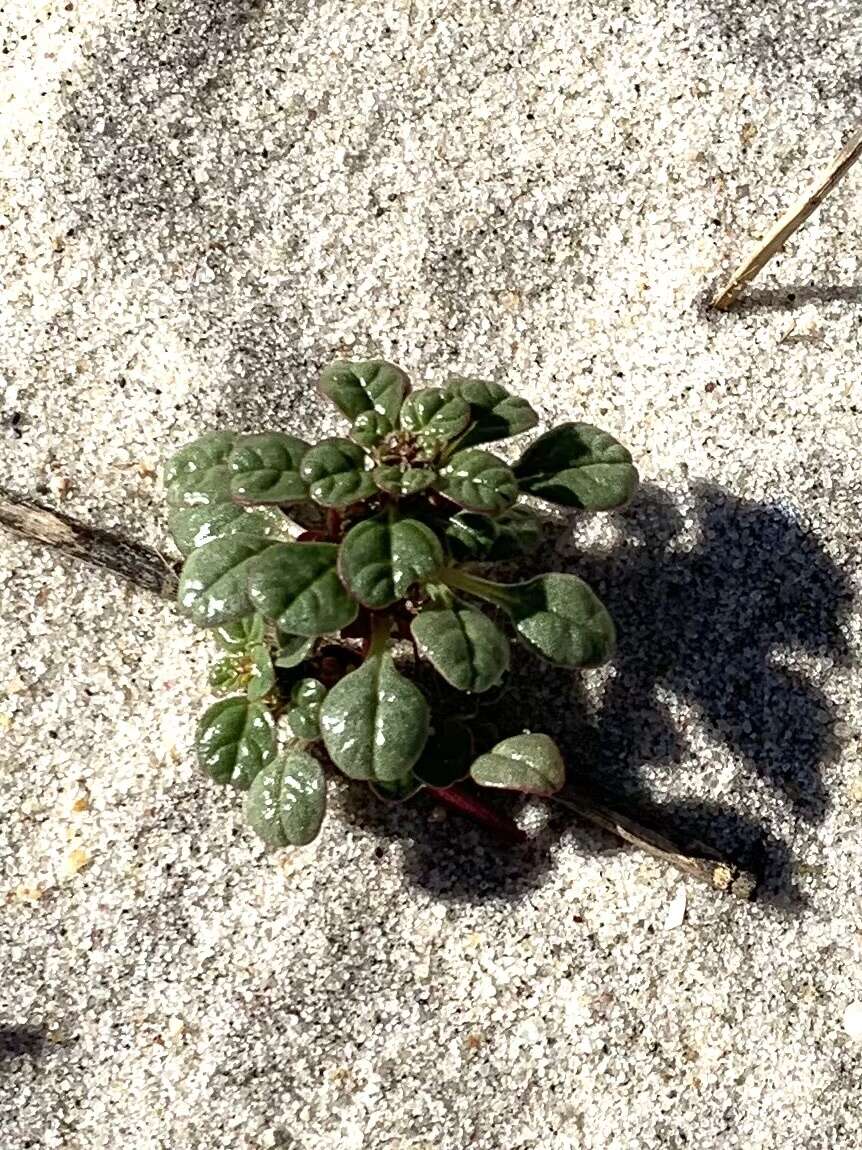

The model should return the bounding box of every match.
[164,431,236,507]
[338,516,444,609]
[247,643,276,702]
[444,511,499,561]
[286,677,327,739]
[399,388,471,445]
[486,506,544,559]
[514,422,639,510]
[319,653,429,782]
[247,542,358,636]
[411,604,509,693]
[372,464,437,497]
[196,696,276,789]
[168,503,284,558]
[245,750,326,847]
[300,438,377,508]
[319,360,410,424]
[350,410,393,450]
[274,632,315,669]
[286,707,321,740]
[228,432,308,505]
[445,378,538,447]
[212,614,265,653]
[470,733,565,795]
[178,534,278,627]
[448,570,615,668]
[412,720,473,788]
[435,449,518,515]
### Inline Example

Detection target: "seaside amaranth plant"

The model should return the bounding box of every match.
[165,362,638,849]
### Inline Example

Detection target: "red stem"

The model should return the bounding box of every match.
[427,785,527,844]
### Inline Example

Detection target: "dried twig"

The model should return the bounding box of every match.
[0,485,179,599]
[712,125,862,311]
[553,786,757,899]
[0,486,756,897]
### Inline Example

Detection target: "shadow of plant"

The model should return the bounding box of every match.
[342,482,851,909]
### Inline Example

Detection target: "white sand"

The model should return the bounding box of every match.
[2,2,862,1147]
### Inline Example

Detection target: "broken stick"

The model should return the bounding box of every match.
[712,124,862,311]
[0,485,756,898]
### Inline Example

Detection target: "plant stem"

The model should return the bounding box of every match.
[439,565,511,607]
[712,123,862,310]
[367,612,392,659]
[428,785,527,844]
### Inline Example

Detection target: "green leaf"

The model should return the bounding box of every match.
[245,750,326,847]
[178,534,278,627]
[338,516,444,609]
[319,653,429,782]
[514,422,639,510]
[300,438,377,507]
[319,360,410,424]
[470,733,565,795]
[435,449,518,515]
[164,431,235,507]
[196,696,276,789]
[412,720,473,788]
[399,388,470,445]
[286,677,327,739]
[208,656,245,693]
[485,506,543,559]
[247,643,276,702]
[372,464,437,497]
[228,432,308,505]
[213,614,265,653]
[411,604,509,693]
[247,542,358,636]
[448,570,615,668]
[445,379,538,447]
[444,512,499,561]
[168,503,284,558]
[350,410,393,450]
[274,632,315,669]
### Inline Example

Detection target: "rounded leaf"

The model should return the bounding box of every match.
[229,432,309,505]
[505,573,615,667]
[444,511,499,561]
[436,449,518,514]
[274,633,316,669]
[514,423,639,510]
[411,604,509,693]
[444,378,538,447]
[319,653,430,782]
[470,733,565,795]
[350,410,393,450]
[213,614,265,653]
[372,464,437,497]
[319,360,410,424]
[196,696,276,789]
[245,751,326,847]
[370,774,422,803]
[399,388,470,445]
[247,542,358,636]
[178,534,278,627]
[247,643,276,701]
[168,503,284,558]
[164,431,235,507]
[300,438,377,508]
[486,506,543,559]
[338,516,444,609]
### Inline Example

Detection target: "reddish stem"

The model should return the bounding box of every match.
[427,785,527,844]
